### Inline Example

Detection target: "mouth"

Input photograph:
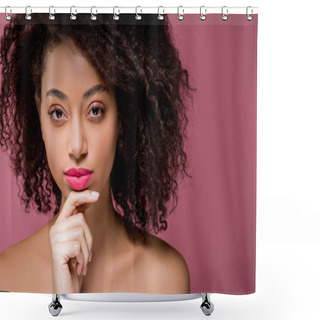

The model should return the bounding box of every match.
[64,168,94,191]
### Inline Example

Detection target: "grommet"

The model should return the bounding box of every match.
[157,6,164,20]
[70,6,77,20]
[135,6,142,20]
[25,6,32,20]
[177,6,184,21]
[90,6,97,20]
[200,6,207,21]
[221,6,228,21]
[5,6,12,21]
[246,6,253,21]
[113,6,120,20]
[49,6,55,20]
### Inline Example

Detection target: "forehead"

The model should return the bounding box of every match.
[41,40,107,94]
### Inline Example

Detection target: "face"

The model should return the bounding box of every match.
[35,39,120,198]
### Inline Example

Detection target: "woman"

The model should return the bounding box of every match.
[0,13,193,294]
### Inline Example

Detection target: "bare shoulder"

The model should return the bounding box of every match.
[0,224,52,293]
[0,237,33,292]
[134,233,190,294]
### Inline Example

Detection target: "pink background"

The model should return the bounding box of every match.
[0,14,257,294]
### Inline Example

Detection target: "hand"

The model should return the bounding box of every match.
[49,190,99,293]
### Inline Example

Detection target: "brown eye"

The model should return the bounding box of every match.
[48,107,66,120]
[88,106,105,118]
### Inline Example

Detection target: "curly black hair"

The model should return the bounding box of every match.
[0,13,194,242]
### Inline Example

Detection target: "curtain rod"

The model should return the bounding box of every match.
[0,6,259,15]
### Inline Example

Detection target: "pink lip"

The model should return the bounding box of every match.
[65,167,93,177]
[64,168,94,190]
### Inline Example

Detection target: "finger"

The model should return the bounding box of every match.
[52,212,92,242]
[50,213,93,275]
[69,257,83,277]
[70,257,77,269]
[75,248,85,276]
[54,226,89,273]
[53,241,82,267]
[62,242,85,276]
[56,190,100,224]
[70,214,92,274]
[68,257,79,274]
[81,216,93,263]
[77,227,89,276]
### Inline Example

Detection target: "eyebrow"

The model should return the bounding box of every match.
[45,84,109,101]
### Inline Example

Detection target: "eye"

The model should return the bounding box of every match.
[48,107,66,120]
[88,105,105,118]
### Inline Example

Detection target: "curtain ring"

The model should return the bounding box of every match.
[177,6,184,21]
[5,6,11,20]
[49,6,55,20]
[157,6,164,20]
[221,6,228,21]
[70,6,77,20]
[200,6,207,20]
[25,6,32,20]
[135,6,142,20]
[113,6,120,20]
[90,6,97,20]
[246,6,253,21]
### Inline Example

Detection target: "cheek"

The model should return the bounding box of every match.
[94,128,117,162]
[45,141,61,168]
[41,126,67,180]
[90,121,118,176]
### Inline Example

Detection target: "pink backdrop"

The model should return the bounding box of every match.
[0,14,257,294]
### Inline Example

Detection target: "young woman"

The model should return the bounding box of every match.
[0,13,193,294]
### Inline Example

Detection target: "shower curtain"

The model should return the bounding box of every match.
[0,10,258,295]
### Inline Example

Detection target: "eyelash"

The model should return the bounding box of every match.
[48,105,105,120]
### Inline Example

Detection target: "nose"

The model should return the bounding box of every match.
[68,115,88,161]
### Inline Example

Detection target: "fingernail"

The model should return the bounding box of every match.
[91,191,99,198]
[89,251,92,262]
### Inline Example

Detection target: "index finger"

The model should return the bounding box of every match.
[56,190,100,224]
